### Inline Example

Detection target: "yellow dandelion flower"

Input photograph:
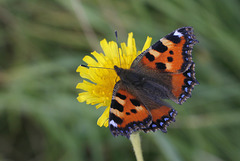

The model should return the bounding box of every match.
[76,32,152,128]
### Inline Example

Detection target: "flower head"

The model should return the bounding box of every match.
[76,33,152,127]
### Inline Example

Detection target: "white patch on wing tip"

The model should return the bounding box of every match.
[173,30,183,37]
[109,120,118,127]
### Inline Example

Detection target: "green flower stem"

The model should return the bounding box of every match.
[130,132,144,161]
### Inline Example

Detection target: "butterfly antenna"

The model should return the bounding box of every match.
[115,30,121,67]
[80,64,114,70]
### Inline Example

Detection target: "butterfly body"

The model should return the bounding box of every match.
[109,27,199,138]
[114,66,171,102]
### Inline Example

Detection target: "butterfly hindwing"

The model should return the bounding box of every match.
[143,105,177,133]
[170,62,199,104]
[134,92,177,133]
[109,82,152,137]
[131,27,198,73]
[109,82,177,137]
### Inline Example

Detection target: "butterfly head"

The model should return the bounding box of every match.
[114,65,125,77]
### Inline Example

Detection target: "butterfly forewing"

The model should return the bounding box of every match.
[131,27,198,73]
[131,27,198,104]
[109,82,152,137]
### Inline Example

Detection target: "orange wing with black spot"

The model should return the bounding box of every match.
[143,105,177,133]
[131,27,198,73]
[109,82,178,137]
[170,62,199,104]
[109,83,152,137]
[131,27,199,104]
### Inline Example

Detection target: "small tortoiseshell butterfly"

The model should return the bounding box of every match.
[109,27,199,138]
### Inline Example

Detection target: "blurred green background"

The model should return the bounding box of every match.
[0,0,240,161]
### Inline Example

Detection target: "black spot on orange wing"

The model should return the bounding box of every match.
[116,92,126,100]
[109,113,123,124]
[131,109,137,113]
[169,50,174,55]
[145,52,155,61]
[165,33,181,44]
[111,100,124,112]
[167,57,173,62]
[130,99,141,106]
[156,62,166,70]
[152,41,168,53]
